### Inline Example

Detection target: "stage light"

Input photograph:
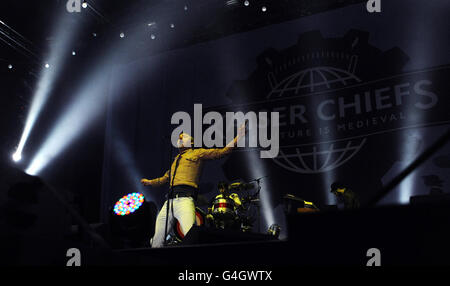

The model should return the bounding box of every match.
[8,64,12,69]
[112,132,150,199]
[82,1,88,9]
[25,74,110,176]
[398,131,422,204]
[25,9,168,177]
[114,193,145,216]
[13,14,80,172]
[267,224,281,238]
[245,149,275,231]
[109,192,156,248]
[262,6,267,12]
[184,5,188,11]
[147,22,156,27]
[23,2,180,180]
[151,34,156,40]
[120,32,125,38]
[244,1,250,7]
[72,51,76,56]
[170,23,175,29]
[25,27,166,176]
[12,152,21,162]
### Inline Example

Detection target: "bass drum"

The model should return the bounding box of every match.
[175,207,205,240]
[211,197,236,220]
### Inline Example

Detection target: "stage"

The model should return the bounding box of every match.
[1,0,450,271]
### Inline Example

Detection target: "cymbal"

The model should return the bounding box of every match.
[242,197,259,203]
[283,194,305,202]
[229,182,254,191]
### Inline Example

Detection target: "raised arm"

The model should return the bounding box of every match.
[141,170,169,187]
[197,123,246,160]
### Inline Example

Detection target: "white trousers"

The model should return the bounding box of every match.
[151,197,196,248]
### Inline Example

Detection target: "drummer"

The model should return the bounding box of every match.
[206,182,242,222]
[217,181,242,209]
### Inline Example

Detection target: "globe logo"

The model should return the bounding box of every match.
[267,66,367,174]
[267,66,361,98]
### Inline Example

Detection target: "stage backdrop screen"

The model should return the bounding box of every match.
[101,0,450,236]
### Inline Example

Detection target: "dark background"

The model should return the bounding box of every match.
[1,0,449,232]
[0,0,369,224]
[101,0,450,238]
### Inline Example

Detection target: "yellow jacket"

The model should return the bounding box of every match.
[147,147,233,189]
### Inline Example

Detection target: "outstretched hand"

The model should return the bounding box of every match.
[237,122,246,138]
[141,178,151,186]
[226,122,247,148]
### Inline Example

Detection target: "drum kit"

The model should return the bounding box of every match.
[168,178,264,244]
[207,180,257,231]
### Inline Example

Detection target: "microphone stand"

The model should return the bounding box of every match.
[247,175,268,233]
[255,177,262,233]
[247,175,268,199]
[163,138,174,246]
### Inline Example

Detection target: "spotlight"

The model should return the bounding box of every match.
[267,224,281,239]
[114,193,145,216]
[151,34,156,40]
[72,51,76,56]
[184,5,188,11]
[92,32,97,37]
[147,22,156,27]
[12,152,21,162]
[120,32,125,38]
[170,23,175,29]
[8,64,12,69]
[244,1,250,6]
[109,192,156,248]
[15,12,81,177]
[82,1,88,9]
[262,6,267,12]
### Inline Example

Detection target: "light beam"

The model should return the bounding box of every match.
[13,14,80,163]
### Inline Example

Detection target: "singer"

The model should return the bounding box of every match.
[141,124,246,247]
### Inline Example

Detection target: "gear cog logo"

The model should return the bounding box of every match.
[224,30,410,174]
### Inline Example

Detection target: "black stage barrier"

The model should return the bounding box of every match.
[0,162,110,266]
[105,202,450,266]
[2,163,450,266]
[180,226,276,246]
